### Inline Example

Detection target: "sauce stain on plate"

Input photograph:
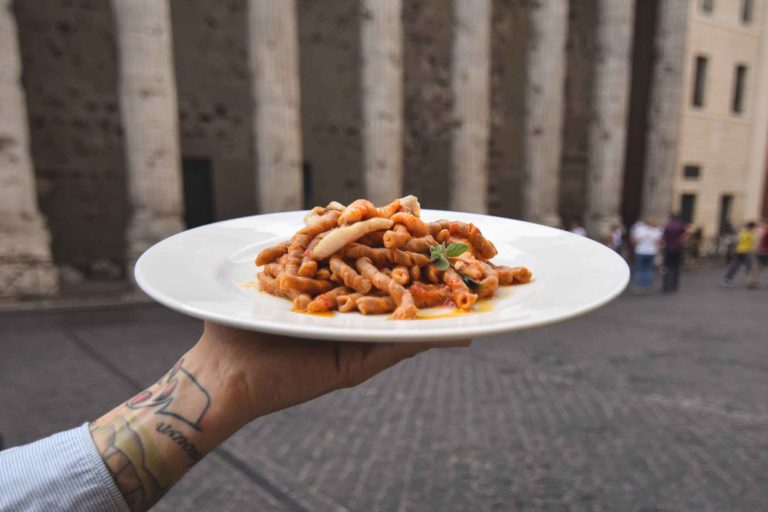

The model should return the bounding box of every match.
[235,279,261,290]
[415,298,495,320]
[300,311,335,318]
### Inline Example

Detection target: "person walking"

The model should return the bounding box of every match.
[747,223,768,289]
[631,218,662,293]
[722,222,756,286]
[662,213,688,293]
[570,221,587,237]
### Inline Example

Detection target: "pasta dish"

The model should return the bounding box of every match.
[255,196,531,319]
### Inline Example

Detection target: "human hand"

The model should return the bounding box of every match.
[90,321,469,512]
[193,321,471,425]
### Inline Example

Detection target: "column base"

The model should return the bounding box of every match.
[586,214,623,242]
[0,216,59,298]
[0,260,59,298]
[538,213,562,229]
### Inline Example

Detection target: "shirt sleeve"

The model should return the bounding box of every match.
[0,423,130,512]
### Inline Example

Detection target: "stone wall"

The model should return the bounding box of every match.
[402,0,455,210]
[558,0,597,227]
[14,0,127,270]
[298,0,364,207]
[170,0,255,220]
[487,0,527,219]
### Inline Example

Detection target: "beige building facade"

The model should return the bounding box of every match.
[674,0,768,236]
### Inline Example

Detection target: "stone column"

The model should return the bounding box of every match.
[248,0,303,212]
[361,0,403,205]
[0,0,58,298]
[641,0,689,222]
[585,0,635,239]
[523,0,569,226]
[112,0,185,267]
[450,0,492,213]
[744,0,768,219]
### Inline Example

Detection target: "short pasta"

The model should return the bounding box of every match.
[254,195,532,319]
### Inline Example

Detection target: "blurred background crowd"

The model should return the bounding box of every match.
[1,0,767,300]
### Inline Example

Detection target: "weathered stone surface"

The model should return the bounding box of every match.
[1,0,58,298]
[487,0,527,220]
[641,0,689,222]
[361,0,403,206]
[112,0,185,265]
[559,0,596,227]
[13,0,126,268]
[403,0,455,211]
[585,0,634,239]
[523,0,569,226]
[450,0,492,213]
[247,0,304,213]
[298,0,364,208]
[171,0,256,221]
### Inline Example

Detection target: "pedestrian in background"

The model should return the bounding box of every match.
[687,227,703,264]
[570,221,587,237]
[608,223,624,255]
[722,221,756,286]
[722,222,737,263]
[631,218,662,293]
[662,213,688,293]
[747,222,768,289]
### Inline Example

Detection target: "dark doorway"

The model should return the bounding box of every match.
[719,194,734,234]
[680,194,696,224]
[182,158,215,228]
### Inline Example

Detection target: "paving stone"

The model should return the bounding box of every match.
[1,264,766,511]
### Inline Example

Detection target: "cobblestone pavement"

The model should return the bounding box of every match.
[2,264,767,511]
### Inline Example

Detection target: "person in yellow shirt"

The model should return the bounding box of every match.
[722,221,756,286]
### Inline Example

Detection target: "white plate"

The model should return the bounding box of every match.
[134,210,629,342]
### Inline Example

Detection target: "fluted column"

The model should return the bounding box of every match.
[523,0,568,226]
[112,0,184,266]
[248,0,303,212]
[0,0,58,297]
[641,0,689,222]
[585,0,635,239]
[361,0,403,205]
[450,0,492,213]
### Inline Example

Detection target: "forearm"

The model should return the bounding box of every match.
[89,343,249,512]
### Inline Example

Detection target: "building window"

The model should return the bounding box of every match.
[683,165,701,179]
[719,194,734,234]
[741,0,754,23]
[680,194,697,224]
[692,56,708,107]
[182,158,215,228]
[732,64,747,114]
[700,0,714,13]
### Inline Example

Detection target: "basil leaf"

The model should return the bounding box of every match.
[446,243,469,258]
[434,257,450,271]
[430,243,448,263]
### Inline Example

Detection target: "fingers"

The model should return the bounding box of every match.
[344,339,472,386]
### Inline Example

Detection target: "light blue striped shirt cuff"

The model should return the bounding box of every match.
[0,423,129,512]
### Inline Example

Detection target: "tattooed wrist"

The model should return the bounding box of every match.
[91,355,220,511]
[155,422,203,467]
[125,357,212,431]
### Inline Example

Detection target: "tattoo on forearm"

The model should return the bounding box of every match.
[125,358,212,431]
[155,422,203,466]
[90,418,166,512]
[92,358,214,510]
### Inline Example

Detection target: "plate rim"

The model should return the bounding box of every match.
[134,210,630,342]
